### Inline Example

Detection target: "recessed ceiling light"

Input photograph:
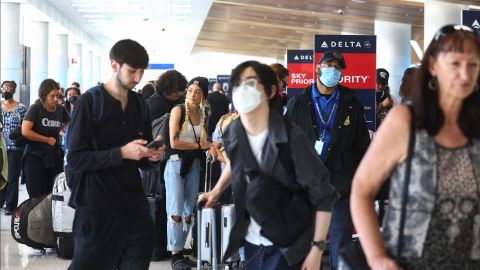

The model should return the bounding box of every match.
[143,18,149,21]
[334,9,344,15]
[351,0,366,3]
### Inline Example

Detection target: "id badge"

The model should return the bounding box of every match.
[314,140,324,156]
[170,154,179,161]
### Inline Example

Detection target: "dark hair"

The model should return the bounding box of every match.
[64,86,81,112]
[1,80,17,90]
[38,79,60,102]
[399,67,417,100]
[140,83,155,99]
[109,39,149,69]
[229,61,278,104]
[71,82,80,88]
[155,70,187,97]
[409,27,480,138]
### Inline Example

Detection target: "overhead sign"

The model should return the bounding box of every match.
[314,35,377,131]
[217,75,230,96]
[148,63,174,70]
[286,50,314,99]
[462,10,480,31]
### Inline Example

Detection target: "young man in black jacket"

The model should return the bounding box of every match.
[285,51,370,270]
[67,39,165,270]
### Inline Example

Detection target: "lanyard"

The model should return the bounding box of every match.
[188,116,200,144]
[313,88,339,139]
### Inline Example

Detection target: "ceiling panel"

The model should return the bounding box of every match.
[193,0,480,59]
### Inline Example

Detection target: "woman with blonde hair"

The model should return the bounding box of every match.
[165,76,210,270]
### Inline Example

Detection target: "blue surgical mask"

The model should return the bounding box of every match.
[319,67,342,88]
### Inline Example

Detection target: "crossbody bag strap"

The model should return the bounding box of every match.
[396,103,416,259]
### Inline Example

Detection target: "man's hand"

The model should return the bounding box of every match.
[147,136,167,162]
[370,256,403,270]
[198,189,221,208]
[300,247,322,270]
[120,139,152,160]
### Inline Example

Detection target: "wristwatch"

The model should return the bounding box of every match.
[311,240,328,251]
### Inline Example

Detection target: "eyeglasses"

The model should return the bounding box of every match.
[434,24,478,41]
[1,87,14,91]
[233,78,261,92]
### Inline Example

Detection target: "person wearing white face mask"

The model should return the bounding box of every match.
[199,61,337,270]
[285,51,371,270]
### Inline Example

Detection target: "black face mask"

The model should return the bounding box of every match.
[2,92,13,100]
[67,96,79,105]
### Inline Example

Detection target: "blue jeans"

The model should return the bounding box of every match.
[243,241,302,270]
[164,158,200,252]
[328,197,353,270]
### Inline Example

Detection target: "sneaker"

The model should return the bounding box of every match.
[171,258,192,270]
[182,257,197,268]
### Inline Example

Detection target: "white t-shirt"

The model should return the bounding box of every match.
[244,127,273,246]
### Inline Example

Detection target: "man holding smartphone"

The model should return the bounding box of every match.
[67,39,165,270]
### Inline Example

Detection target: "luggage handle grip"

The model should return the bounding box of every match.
[205,222,210,248]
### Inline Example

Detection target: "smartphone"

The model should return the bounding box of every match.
[145,140,164,149]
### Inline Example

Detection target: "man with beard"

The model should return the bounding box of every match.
[67,39,166,270]
[285,51,370,270]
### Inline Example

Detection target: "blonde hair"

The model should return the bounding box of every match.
[181,96,209,145]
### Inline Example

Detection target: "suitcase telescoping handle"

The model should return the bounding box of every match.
[204,151,214,192]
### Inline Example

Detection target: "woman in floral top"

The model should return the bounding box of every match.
[0,80,27,215]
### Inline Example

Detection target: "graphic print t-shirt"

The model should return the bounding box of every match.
[24,103,70,141]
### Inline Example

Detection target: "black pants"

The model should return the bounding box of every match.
[0,149,23,210]
[24,154,58,198]
[68,207,155,270]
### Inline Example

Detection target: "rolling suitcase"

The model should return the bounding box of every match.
[52,172,75,259]
[140,165,170,260]
[197,152,239,269]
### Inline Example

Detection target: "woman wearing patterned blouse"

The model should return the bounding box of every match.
[0,80,27,215]
[351,25,480,270]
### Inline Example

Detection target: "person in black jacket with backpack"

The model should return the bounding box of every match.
[67,39,165,270]
[199,61,337,270]
[284,51,371,270]
[147,69,187,122]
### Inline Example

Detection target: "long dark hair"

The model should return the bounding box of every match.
[408,27,480,138]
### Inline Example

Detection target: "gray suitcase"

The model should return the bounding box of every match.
[197,153,238,269]
[221,204,239,263]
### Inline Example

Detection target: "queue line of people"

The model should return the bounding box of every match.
[0,23,478,270]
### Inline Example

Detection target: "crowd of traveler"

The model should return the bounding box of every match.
[0,23,479,270]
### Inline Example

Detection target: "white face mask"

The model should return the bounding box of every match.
[232,79,262,114]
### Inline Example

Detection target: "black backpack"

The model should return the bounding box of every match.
[151,104,185,151]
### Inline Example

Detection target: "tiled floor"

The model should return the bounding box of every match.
[0,184,172,270]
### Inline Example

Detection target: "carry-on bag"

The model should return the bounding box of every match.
[11,194,55,249]
[52,172,75,259]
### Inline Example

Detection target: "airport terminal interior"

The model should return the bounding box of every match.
[1,0,480,269]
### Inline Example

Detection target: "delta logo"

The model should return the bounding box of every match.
[293,54,313,61]
[319,40,368,49]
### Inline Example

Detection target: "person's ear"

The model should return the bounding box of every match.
[111,60,120,73]
[269,84,277,99]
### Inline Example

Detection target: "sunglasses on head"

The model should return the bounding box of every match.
[434,24,479,41]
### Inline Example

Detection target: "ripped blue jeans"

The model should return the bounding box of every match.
[164,158,200,252]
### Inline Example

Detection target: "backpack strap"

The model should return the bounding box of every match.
[277,119,295,175]
[87,86,104,121]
